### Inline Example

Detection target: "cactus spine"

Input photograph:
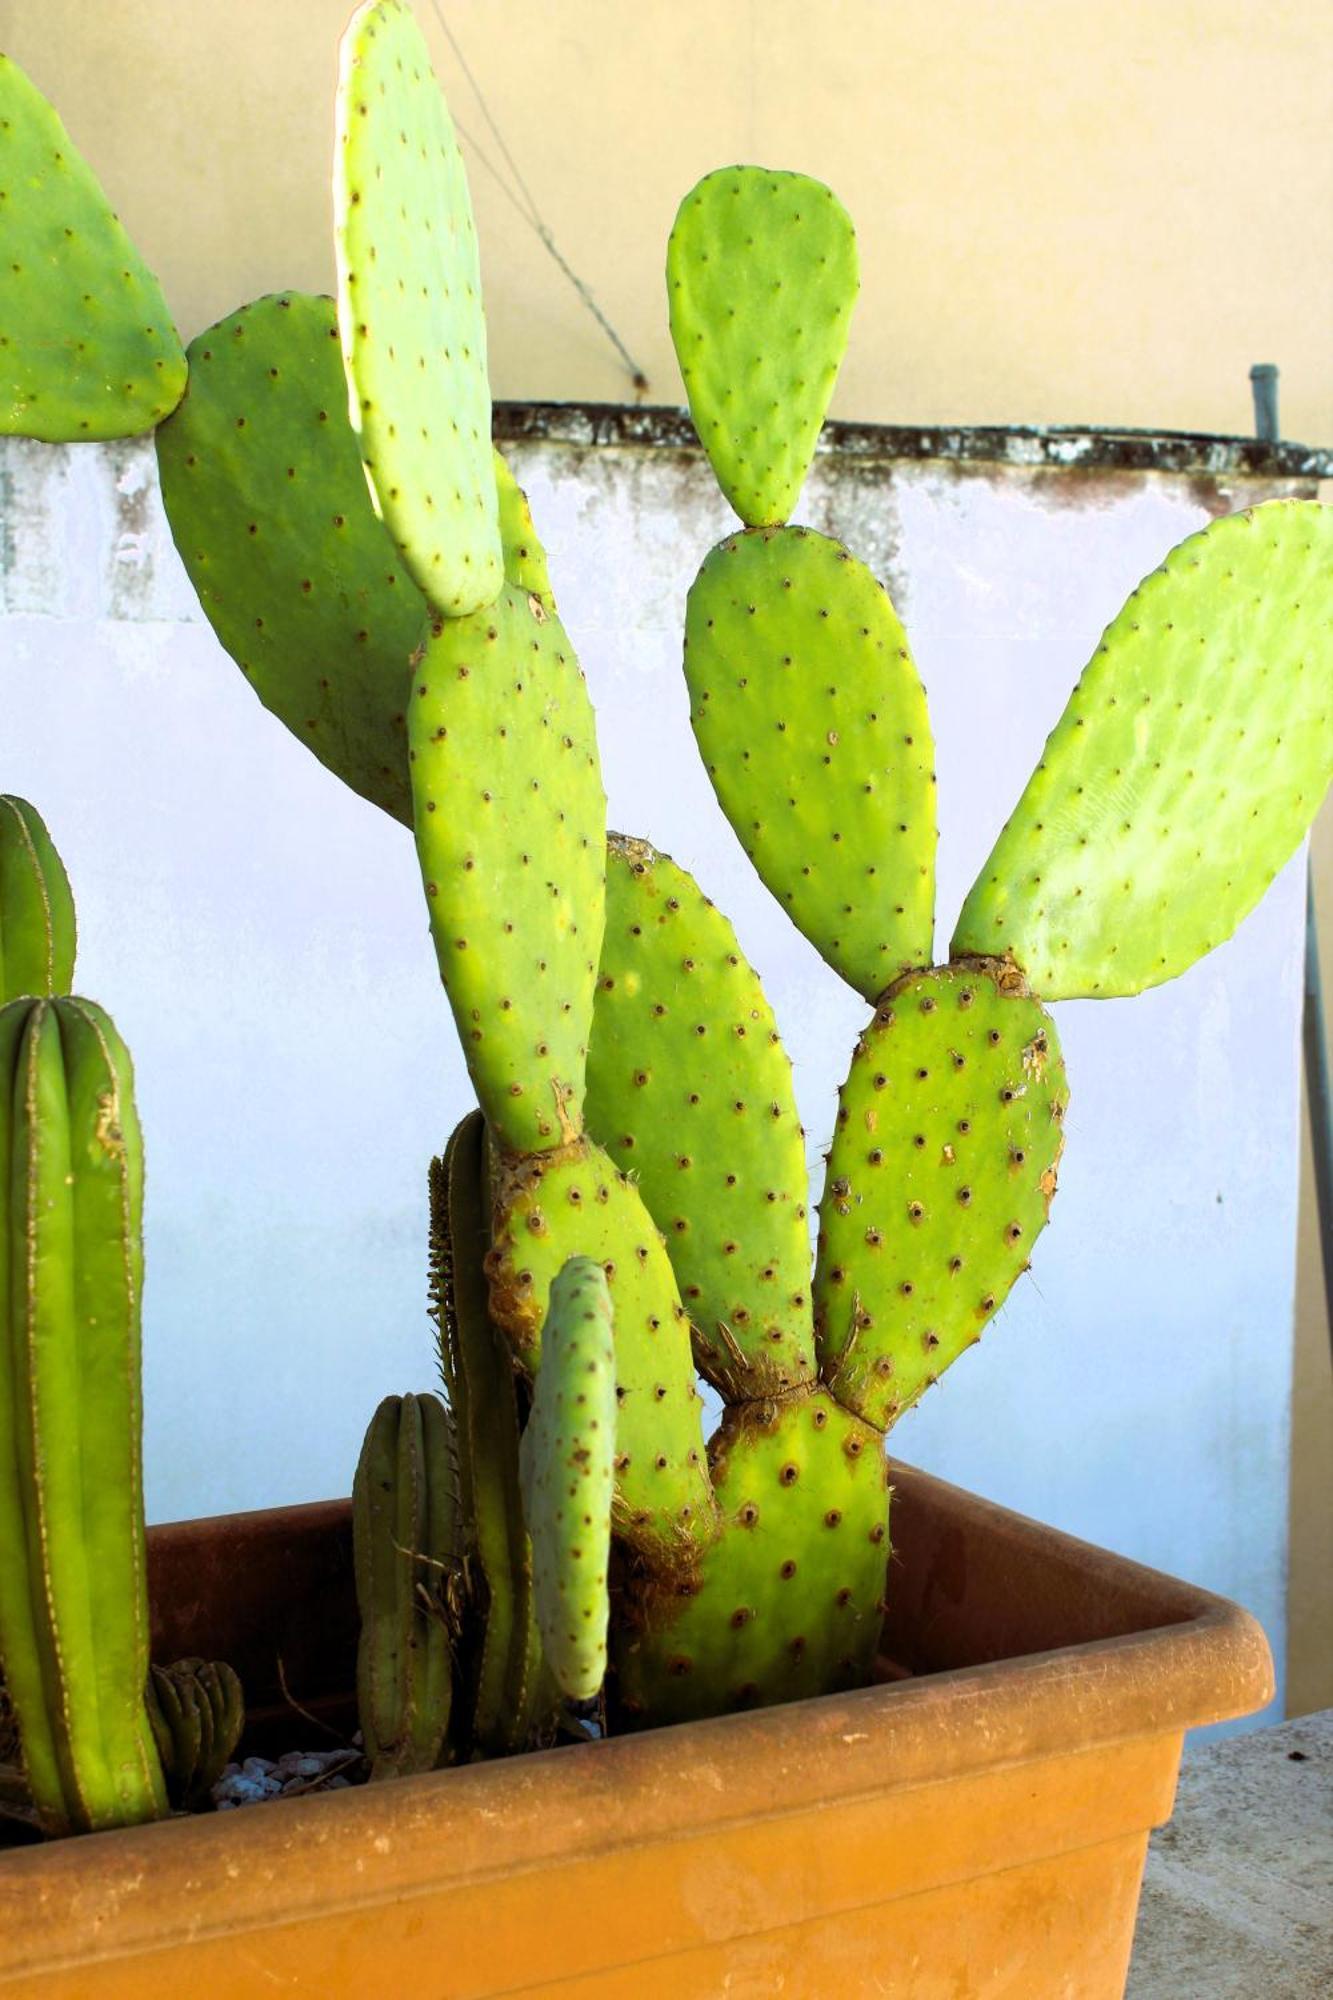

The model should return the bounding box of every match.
[0,997,167,1833]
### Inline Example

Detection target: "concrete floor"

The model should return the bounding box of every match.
[1128,1710,1332,1995]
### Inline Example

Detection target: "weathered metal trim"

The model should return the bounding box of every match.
[493,401,1333,479]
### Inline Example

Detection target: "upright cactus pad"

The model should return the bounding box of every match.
[487,1138,717,1562]
[952,500,1333,997]
[519,1258,616,1703]
[432,1114,549,1756]
[353,1391,461,1781]
[334,0,502,617]
[410,585,607,1155]
[814,965,1067,1429]
[0,55,185,441]
[494,450,556,616]
[667,166,858,527]
[586,834,815,1398]
[146,1658,245,1811]
[156,294,430,825]
[0,997,167,1834]
[685,525,937,997]
[616,1391,888,1727]
[0,797,76,1003]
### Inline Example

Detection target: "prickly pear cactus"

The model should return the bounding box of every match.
[587,833,815,1399]
[667,166,858,527]
[814,965,1067,1428]
[616,1392,888,1725]
[352,1391,461,1780]
[146,1658,245,1811]
[0,997,167,1834]
[953,500,1333,997]
[519,1258,616,1703]
[334,0,502,617]
[410,586,607,1156]
[0,55,185,440]
[156,293,430,825]
[0,797,76,1004]
[684,526,937,997]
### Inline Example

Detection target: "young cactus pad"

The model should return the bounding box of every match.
[334,0,502,618]
[616,1391,889,1727]
[684,525,937,997]
[156,294,431,826]
[814,966,1066,1429]
[667,166,858,527]
[0,55,185,441]
[0,997,167,1833]
[586,833,815,1399]
[0,797,76,1003]
[519,1258,616,1704]
[952,500,1333,998]
[487,1139,717,1562]
[353,1391,460,1780]
[410,585,607,1155]
[493,449,556,616]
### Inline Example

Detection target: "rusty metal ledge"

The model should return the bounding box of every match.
[493,401,1332,480]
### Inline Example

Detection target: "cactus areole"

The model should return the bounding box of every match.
[0,0,1328,1827]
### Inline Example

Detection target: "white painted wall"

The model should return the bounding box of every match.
[1,431,1309,1724]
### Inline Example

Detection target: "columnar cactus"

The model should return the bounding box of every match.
[0,995,168,1833]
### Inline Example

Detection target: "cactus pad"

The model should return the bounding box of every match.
[410,585,606,1154]
[952,500,1333,997]
[667,166,858,526]
[494,449,556,615]
[0,55,185,441]
[616,1390,888,1726]
[334,0,502,617]
[353,1391,461,1780]
[685,525,936,997]
[157,294,429,824]
[487,1138,717,1563]
[814,965,1066,1429]
[0,797,76,1003]
[586,834,815,1398]
[519,1258,616,1702]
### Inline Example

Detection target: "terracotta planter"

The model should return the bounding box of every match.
[0,1463,1271,1998]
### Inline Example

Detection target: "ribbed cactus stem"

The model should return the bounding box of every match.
[0,798,76,1005]
[0,996,167,1834]
[352,1391,460,1781]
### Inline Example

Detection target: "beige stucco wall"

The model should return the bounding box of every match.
[3,0,1330,1703]
[3,1,1331,440]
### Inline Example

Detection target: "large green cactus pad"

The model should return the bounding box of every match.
[0,998,166,1833]
[0,797,76,1003]
[814,965,1066,1429]
[334,0,502,617]
[519,1258,616,1703]
[156,294,429,824]
[432,1114,549,1756]
[410,585,606,1155]
[685,526,936,998]
[952,501,1333,997]
[667,166,858,527]
[615,1390,888,1727]
[0,55,185,441]
[586,834,815,1399]
[352,1391,460,1780]
[487,1138,717,1564]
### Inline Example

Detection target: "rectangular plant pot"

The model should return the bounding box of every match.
[0,1462,1272,1998]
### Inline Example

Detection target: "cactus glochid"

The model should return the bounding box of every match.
[1,0,1329,1819]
